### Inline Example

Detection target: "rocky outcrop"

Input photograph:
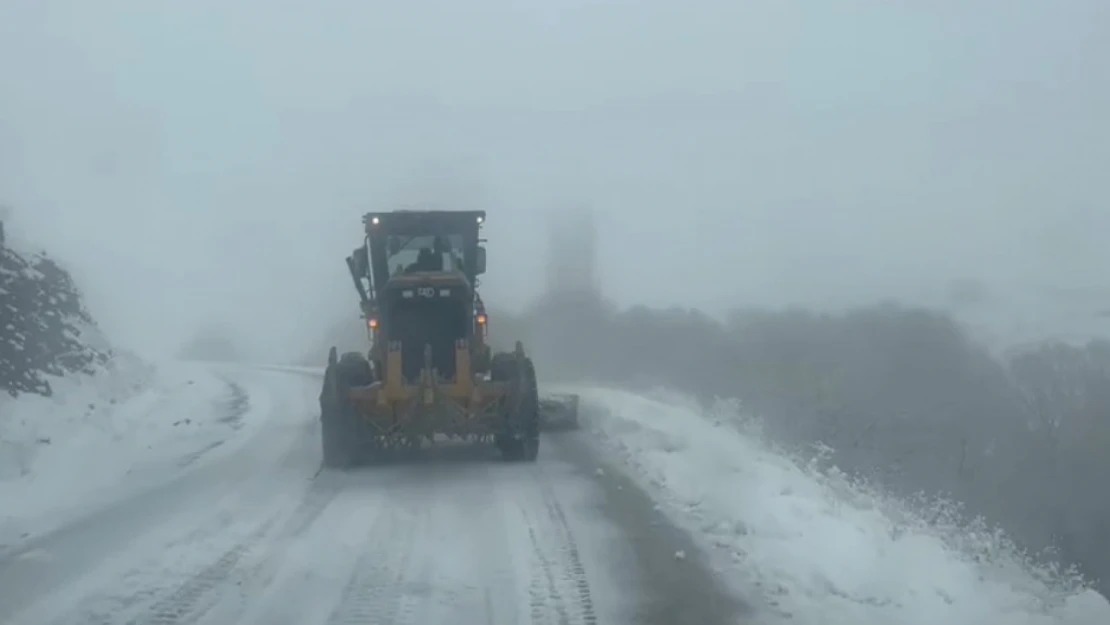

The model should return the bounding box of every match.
[0,217,110,397]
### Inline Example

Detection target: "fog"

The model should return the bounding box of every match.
[7,0,1110,606]
[1,0,1108,360]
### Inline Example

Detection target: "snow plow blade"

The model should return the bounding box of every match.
[539,393,580,431]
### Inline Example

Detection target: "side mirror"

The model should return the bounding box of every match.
[476,246,487,275]
[351,246,369,276]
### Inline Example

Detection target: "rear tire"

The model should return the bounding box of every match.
[492,354,540,462]
[320,349,375,468]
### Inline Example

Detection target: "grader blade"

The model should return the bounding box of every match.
[538,393,580,431]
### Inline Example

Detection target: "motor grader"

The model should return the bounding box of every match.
[319,209,578,467]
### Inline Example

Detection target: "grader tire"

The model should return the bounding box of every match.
[491,353,540,462]
[320,349,375,469]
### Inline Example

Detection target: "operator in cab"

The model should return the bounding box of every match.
[406,246,440,273]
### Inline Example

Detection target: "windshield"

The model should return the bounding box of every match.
[386,233,464,275]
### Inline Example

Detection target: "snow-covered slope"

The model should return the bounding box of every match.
[0,359,260,550]
[0,217,264,551]
[576,387,1110,625]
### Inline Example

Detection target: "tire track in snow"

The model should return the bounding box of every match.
[324,501,421,625]
[38,470,342,625]
[319,460,600,625]
[174,380,251,469]
[525,516,574,625]
[134,517,278,625]
[519,480,598,625]
[175,472,348,625]
[541,495,598,625]
[376,466,518,625]
[128,473,343,625]
[41,517,280,625]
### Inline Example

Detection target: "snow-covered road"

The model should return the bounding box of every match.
[0,359,263,549]
[0,368,739,625]
[6,364,1108,625]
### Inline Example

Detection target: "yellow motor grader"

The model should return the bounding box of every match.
[319,209,578,467]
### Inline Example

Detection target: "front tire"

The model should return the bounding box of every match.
[320,349,374,468]
[492,354,540,462]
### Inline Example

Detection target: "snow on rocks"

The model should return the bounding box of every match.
[577,386,1110,625]
[1,224,110,398]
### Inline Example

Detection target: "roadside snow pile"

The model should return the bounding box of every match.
[580,387,1110,625]
[0,360,249,548]
[0,218,251,549]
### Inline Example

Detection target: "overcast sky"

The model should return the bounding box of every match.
[1,0,1107,359]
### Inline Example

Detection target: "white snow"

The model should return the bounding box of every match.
[577,386,1110,625]
[248,363,326,376]
[0,357,264,551]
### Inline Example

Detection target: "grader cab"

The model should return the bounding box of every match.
[319,209,577,467]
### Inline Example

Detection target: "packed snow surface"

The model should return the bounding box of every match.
[6,350,1109,625]
[574,386,1110,625]
[0,358,263,550]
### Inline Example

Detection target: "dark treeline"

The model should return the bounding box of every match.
[310,211,1108,596]
[312,288,1110,594]
[492,289,1110,596]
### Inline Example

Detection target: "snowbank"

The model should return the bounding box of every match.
[0,214,272,551]
[0,358,251,550]
[249,363,326,377]
[578,387,1110,625]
